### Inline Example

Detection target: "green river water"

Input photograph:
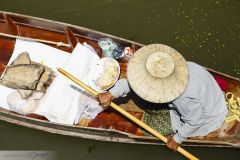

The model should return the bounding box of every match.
[0,0,239,159]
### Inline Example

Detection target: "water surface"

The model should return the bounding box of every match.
[0,0,239,159]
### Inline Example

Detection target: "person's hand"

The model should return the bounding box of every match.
[167,136,179,152]
[96,92,113,109]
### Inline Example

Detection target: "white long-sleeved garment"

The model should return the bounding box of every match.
[109,62,228,143]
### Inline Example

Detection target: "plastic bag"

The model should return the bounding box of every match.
[98,38,118,58]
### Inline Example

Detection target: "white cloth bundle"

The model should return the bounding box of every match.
[75,92,103,123]
[0,39,70,110]
[7,91,44,114]
[0,40,104,125]
[34,43,103,124]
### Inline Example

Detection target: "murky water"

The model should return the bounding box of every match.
[0,0,239,159]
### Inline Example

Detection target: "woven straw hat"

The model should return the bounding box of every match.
[127,44,189,103]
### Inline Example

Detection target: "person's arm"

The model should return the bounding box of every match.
[109,79,130,98]
[172,99,204,144]
[96,79,130,107]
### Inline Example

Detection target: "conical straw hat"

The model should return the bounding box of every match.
[127,44,189,103]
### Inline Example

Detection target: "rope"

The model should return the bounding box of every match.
[225,92,240,122]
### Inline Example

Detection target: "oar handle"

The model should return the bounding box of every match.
[57,68,199,160]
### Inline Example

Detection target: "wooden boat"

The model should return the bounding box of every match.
[0,11,240,149]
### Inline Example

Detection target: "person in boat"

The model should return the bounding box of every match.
[96,44,228,151]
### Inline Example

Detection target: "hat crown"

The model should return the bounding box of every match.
[146,52,175,78]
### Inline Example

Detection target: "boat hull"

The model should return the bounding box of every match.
[0,11,239,149]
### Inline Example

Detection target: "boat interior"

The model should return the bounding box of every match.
[0,11,240,147]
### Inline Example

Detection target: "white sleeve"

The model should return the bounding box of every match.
[109,79,130,98]
[173,99,204,144]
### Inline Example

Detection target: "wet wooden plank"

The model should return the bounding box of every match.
[0,13,4,22]
[17,24,72,52]
[8,14,65,33]
[4,15,18,35]
[65,27,78,49]
[0,22,15,75]
[86,109,144,136]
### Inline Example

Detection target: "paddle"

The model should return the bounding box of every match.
[0,32,70,48]
[57,68,199,160]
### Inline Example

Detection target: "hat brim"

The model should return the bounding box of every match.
[127,44,189,103]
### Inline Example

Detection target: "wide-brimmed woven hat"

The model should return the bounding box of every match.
[127,44,189,103]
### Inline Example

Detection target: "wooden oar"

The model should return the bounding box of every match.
[57,68,199,160]
[0,32,71,48]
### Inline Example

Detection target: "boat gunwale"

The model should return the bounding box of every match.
[0,107,239,148]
